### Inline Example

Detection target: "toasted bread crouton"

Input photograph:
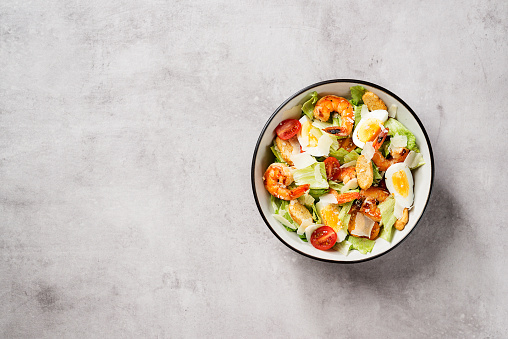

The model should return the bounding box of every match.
[288,200,313,226]
[356,155,373,190]
[362,91,387,111]
[275,136,297,166]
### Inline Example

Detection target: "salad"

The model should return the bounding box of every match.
[263,86,425,255]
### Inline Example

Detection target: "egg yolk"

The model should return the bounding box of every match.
[358,118,382,143]
[321,204,341,233]
[301,121,319,147]
[392,170,409,197]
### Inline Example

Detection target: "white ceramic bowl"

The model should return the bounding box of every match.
[251,79,434,263]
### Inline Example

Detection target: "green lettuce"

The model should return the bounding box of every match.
[338,201,354,229]
[384,118,420,153]
[329,148,349,162]
[378,196,398,242]
[333,239,353,255]
[270,196,299,232]
[298,192,315,206]
[308,189,329,199]
[293,162,329,189]
[310,203,321,224]
[348,235,375,254]
[350,86,367,106]
[372,162,382,184]
[301,91,319,120]
[354,105,362,129]
[328,180,343,191]
[270,145,286,164]
[343,150,360,163]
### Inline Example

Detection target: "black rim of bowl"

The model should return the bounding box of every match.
[251,79,435,264]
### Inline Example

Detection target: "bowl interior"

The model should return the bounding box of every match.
[252,80,433,263]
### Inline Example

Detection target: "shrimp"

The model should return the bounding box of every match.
[313,95,354,136]
[330,188,360,204]
[347,206,381,240]
[263,163,309,200]
[338,137,356,152]
[288,200,313,226]
[371,147,410,171]
[337,166,356,184]
[358,187,390,222]
[275,136,298,166]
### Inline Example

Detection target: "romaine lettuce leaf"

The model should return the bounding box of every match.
[270,145,286,164]
[333,239,352,255]
[301,91,319,120]
[328,180,344,191]
[338,201,354,229]
[372,162,382,184]
[350,86,367,106]
[298,192,315,207]
[343,150,360,163]
[378,196,398,242]
[329,148,349,163]
[354,105,362,129]
[270,196,299,232]
[384,118,420,153]
[348,235,375,254]
[293,162,329,189]
[308,189,329,199]
[310,203,321,224]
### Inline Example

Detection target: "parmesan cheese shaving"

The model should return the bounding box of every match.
[336,228,348,243]
[290,153,316,169]
[388,104,398,118]
[272,214,297,230]
[403,150,417,168]
[296,218,314,235]
[340,160,357,168]
[388,134,408,154]
[361,104,369,116]
[305,224,322,242]
[404,151,424,169]
[340,178,358,193]
[350,212,375,238]
[361,141,375,162]
[394,200,405,219]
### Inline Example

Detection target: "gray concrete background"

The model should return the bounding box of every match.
[1,1,506,338]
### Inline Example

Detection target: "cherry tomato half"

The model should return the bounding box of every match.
[310,226,337,251]
[324,157,341,181]
[275,119,301,140]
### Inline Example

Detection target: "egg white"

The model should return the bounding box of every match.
[298,116,333,157]
[352,110,389,148]
[385,163,414,208]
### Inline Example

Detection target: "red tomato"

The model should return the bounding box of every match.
[310,226,337,251]
[275,119,301,140]
[324,157,341,181]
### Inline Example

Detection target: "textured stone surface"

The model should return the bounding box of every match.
[1,1,507,338]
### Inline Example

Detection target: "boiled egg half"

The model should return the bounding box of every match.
[298,116,334,156]
[385,163,414,210]
[352,110,388,148]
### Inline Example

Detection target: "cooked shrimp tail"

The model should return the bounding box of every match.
[263,163,309,200]
[330,188,360,204]
[371,148,410,171]
[372,128,389,150]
